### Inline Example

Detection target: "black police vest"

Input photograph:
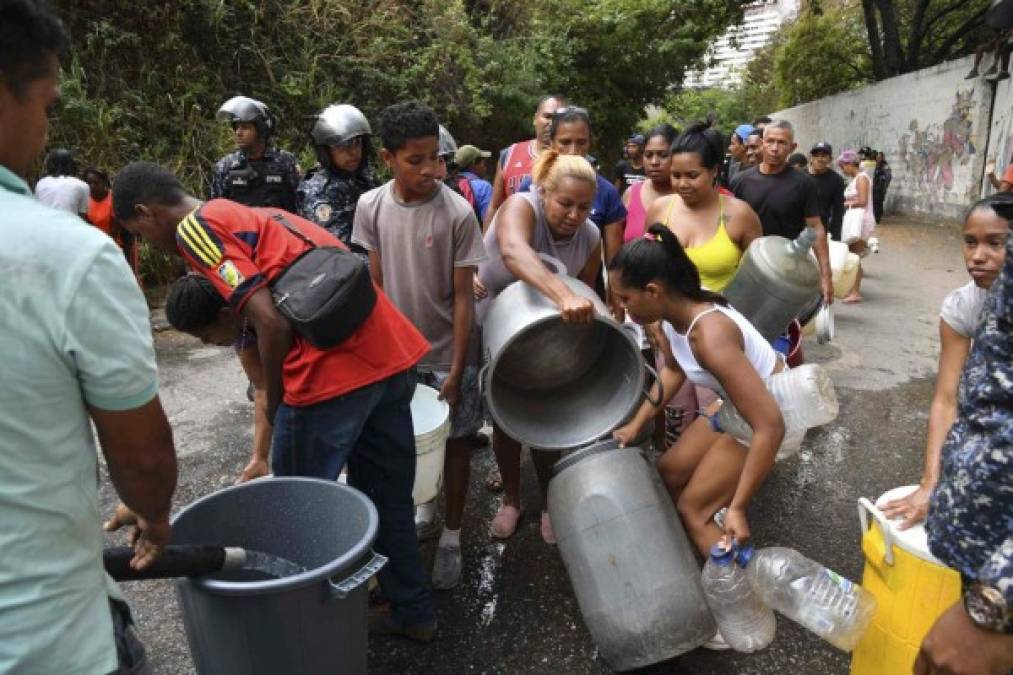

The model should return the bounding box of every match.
[225,157,294,210]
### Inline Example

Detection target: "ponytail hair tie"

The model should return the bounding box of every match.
[643,232,662,242]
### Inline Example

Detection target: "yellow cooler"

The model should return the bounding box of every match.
[850,486,962,675]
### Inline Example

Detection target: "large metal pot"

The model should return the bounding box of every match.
[724,228,822,341]
[549,440,715,670]
[481,259,657,450]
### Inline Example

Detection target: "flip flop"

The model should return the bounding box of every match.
[490,503,522,539]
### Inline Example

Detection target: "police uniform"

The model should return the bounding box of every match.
[296,166,378,252]
[209,147,301,212]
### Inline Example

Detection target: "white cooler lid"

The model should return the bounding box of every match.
[874,485,944,565]
[410,384,449,437]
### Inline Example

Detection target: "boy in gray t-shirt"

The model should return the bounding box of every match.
[352,102,486,593]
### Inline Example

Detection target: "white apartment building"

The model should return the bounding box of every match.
[686,0,800,88]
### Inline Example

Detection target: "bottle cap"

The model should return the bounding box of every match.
[709,542,735,566]
[736,544,756,568]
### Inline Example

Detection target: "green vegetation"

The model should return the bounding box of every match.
[54,0,743,190]
[659,0,986,138]
[54,0,742,285]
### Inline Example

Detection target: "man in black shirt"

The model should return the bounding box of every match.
[613,134,646,194]
[808,142,845,241]
[731,120,833,305]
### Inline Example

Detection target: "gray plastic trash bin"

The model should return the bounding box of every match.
[171,477,387,675]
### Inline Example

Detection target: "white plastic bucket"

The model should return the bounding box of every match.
[410,384,450,505]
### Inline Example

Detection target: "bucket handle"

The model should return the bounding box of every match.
[327,551,388,601]
[477,361,489,400]
[538,253,568,276]
[857,497,894,566]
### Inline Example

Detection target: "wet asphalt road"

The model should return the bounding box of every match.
[99,215,969,674]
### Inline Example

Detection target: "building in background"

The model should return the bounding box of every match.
[686,0,800,89]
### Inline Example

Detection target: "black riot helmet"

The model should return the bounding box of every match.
[311,104,373,172]
[216,96,277,142]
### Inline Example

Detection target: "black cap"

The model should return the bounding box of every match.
[627,133,646,146]
[810,142,833,155]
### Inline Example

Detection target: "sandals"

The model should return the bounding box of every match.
[540,511,557,545]
[490,503,522,539]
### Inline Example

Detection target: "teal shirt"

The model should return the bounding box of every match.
[0,166,159,673]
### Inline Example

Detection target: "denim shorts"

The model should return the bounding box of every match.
[108,599,151,675]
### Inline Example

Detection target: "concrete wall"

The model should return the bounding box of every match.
[772,55,994,220]
[983,75,1013,195]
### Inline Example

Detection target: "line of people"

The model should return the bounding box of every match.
[3,1,1009,671]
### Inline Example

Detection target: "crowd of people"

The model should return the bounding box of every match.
[1,0,1010,673]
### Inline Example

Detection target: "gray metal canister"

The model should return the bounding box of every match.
[481,261,657,450]
[549,441,716,670]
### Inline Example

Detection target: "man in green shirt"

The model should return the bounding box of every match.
[0,2,178,672]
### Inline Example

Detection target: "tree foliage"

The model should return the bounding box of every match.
[652,87,752,132]
[860,0,993,79]
[771,4,873,108]
[53,0,742,194]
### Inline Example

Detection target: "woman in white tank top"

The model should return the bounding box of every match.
[609,224,785,556]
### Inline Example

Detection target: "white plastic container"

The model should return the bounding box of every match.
[745,546,877,652]
[409,384,450,505]
[716,364,839,455]
[701,544,776,653]
[828,238,860,299]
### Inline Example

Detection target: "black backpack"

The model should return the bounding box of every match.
[267,212,376,348]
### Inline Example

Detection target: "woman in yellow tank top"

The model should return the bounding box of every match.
[645,122,761,292]
[643,122,763,446]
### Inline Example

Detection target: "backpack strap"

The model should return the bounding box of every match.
[270,212,317,250]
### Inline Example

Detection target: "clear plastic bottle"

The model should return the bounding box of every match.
[701,544,776,653]
[743,546,877,652]
[716,364,839,447]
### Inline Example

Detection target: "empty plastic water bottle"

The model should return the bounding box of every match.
[701,544,776,653]
[743,546,876,652]
[716,364,839,447]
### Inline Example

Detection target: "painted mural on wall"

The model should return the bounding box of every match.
[775,56,992,219]
[897,90,976,195]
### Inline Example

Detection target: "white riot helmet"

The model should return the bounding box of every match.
[311,104,372,147]
[216,96,276,140]
[438,125,458,160]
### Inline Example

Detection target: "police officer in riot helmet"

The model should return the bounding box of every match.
[436,124,458,179]
[437,124,479,215]
[210,95,301,211]
[296,104,379,255]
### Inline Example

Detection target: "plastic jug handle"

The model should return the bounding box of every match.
[642,361,663,408]
[476,361,489,400]
[326,551,388,601]
[857,497,894,566]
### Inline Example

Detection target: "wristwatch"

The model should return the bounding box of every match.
[963,583,1010,633]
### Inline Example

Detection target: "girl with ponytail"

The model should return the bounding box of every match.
[642,121,763,447]
[476,144,603,543]
[609,223,785,562]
